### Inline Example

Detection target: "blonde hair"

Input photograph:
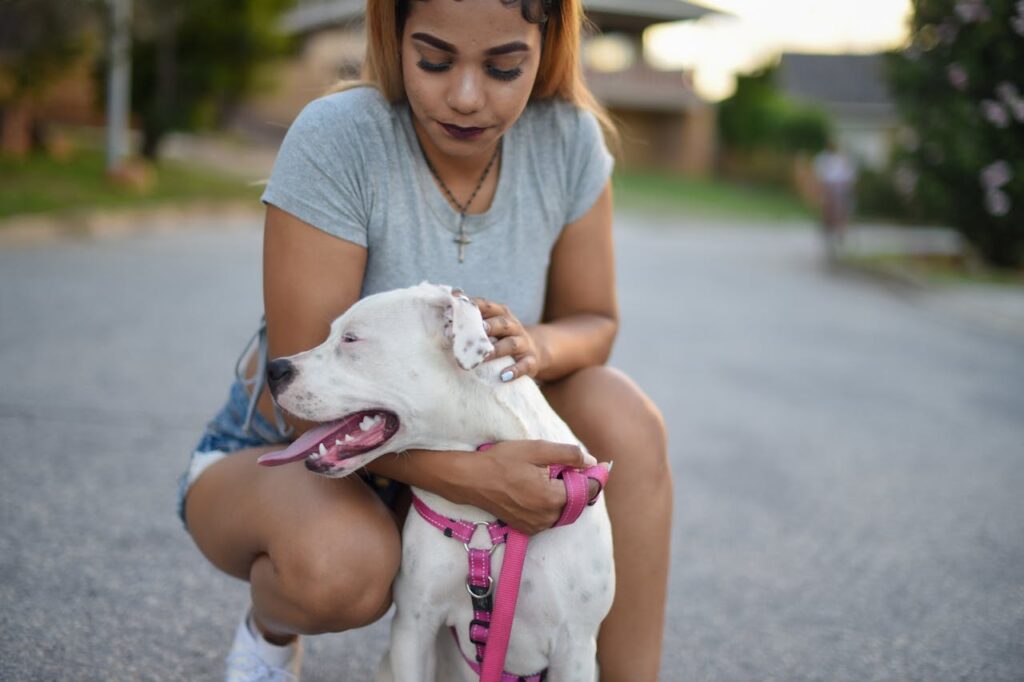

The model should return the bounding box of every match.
[329,0,617,147]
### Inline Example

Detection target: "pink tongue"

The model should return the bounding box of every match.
[257,421,343,466]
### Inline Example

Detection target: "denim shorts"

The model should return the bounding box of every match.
[175,378,291,526]
[176,319,404,528]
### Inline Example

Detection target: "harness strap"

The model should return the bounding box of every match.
[479,463,608,682]
[411,445,609,682]
[411,496,509,546]
[452,628,546,682]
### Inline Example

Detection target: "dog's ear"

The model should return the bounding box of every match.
[426,285,494,370]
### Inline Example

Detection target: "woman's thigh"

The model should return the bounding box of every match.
[185,446,401,586]
[541,365,667,467]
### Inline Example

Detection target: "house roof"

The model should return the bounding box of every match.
[586,0,713,23]
[283,0,365,34]
[585,65,703,111]
[778,53,894,119]
[283,0,715,34]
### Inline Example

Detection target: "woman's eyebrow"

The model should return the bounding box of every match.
[412,33,456,53]
[484,41,529,56]
[411,32,529,57]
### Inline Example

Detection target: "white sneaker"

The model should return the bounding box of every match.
[224,609,303,682]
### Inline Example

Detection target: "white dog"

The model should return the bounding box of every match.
[260,283,614,682]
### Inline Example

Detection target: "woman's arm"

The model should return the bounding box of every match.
[368,441,593,534]
[253,204,367,433]
[535,180,618,380]
[476,181,618,383]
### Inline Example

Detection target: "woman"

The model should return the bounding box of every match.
[180,1,672,680]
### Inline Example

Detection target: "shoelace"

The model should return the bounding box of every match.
[225,651,298,682]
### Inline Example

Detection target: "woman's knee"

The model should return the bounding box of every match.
[268,522,401,633]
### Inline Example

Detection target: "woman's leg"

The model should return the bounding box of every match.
[542,366,672,682]
[185,446,401,639]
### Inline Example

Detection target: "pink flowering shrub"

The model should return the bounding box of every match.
[887,0,1024,267]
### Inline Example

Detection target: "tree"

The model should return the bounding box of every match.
[117,0,294,159]
[0,0,92,155]
[887,0,1024,268]
[719,66,831,156]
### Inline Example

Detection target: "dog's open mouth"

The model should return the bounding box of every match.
[257,411,399,469]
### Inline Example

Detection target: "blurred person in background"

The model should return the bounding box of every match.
[177,1,672,680]
[813,140,857,255]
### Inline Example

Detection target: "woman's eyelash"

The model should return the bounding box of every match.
[416,58,522,82]
[487,66,522,82]
[417,58,450,73]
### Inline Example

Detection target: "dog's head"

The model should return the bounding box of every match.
[258,283,496,476]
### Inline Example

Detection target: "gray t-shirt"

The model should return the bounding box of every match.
[261,86,613,325]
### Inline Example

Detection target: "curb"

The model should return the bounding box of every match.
[830,254,930,292]
[0,201,264,248]
[834,253,1024,340]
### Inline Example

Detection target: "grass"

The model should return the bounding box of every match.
[612,169,812,222]
[842,252,1024,287]
[1,150,811,224]
[0,148,260,219]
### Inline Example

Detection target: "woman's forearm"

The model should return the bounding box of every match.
[529,312,618,383]
[366,448,476,505]
[365,440,592,534]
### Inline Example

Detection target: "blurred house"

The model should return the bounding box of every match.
[778,53,897,170]
[240,0,717,176]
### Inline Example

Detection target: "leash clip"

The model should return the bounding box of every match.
[466,575,495,599]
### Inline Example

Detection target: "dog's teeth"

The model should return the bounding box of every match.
[344,434,355,442]
[319,443,328,456]
[359,415,381,432]
[335,439,343,446]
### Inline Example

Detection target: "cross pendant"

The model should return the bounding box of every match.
[454,217,471,263]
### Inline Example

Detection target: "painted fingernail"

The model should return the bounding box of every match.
[500,369,514,382]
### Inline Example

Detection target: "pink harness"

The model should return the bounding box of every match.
[411,444,610,682]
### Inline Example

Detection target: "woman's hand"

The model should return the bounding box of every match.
[470,296,545,382]
[458,440,599,535]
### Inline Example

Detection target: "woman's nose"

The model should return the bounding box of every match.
[448,67,484,115]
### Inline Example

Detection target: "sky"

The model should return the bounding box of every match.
[643,0,914,101]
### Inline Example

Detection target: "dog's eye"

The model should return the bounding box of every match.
[342,333,359,343]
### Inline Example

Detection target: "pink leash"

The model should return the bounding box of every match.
[412,443,609,682]
[478,527,529,682]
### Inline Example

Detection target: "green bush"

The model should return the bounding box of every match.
[886,0,1024,268]
[855,167,916,221]
[719,66,832,155]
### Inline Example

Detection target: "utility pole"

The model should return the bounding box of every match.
[105,0,132,173]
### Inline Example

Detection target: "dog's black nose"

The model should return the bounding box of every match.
[266,358,296,393]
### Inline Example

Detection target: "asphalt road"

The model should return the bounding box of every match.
[1,213,1022,681]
